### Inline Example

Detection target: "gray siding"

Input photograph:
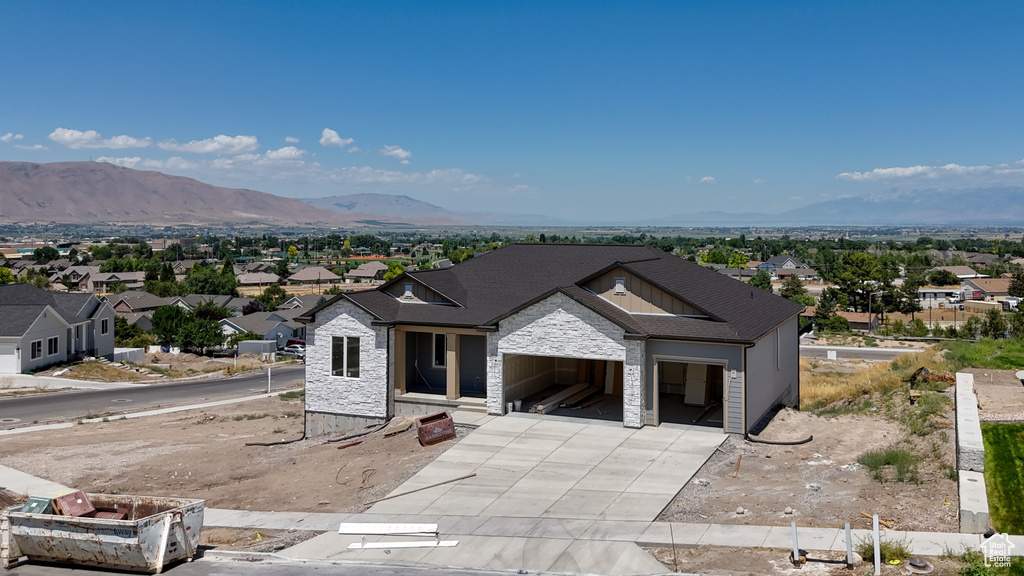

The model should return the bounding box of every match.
[93,303,116,358]
[744,315,800,431]
[645,339,744,433]
[19,308,69,373]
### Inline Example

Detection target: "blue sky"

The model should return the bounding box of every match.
[4,1,1024,221]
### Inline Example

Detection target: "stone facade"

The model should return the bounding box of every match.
[623,340,646,428]
[305,299,389,429]
[490,292,629,416]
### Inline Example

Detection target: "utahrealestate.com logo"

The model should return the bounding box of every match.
[978,532,1015,567]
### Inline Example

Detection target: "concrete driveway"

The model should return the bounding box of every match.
[368,413,726,521]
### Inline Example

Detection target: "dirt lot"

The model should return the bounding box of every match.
[34,352,278,382]
[1,395,461,516]
[645,546,963,576]
[808,333,931,350]
[964,367,1024,421]
[660,406,959,532]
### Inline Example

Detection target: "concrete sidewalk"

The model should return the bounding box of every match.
[0,373,147,391]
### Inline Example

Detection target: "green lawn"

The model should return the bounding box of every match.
[982,422,1024,535]
[942,339,1024,370]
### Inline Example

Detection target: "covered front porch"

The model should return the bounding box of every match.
[393,326,488,400]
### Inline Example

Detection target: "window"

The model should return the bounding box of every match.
[614,277,627,295]
[403,282,414,299]
[433,333,446,367]
[30,340,42,360]
[47,336,59,356]
[101,318,109,335]
[331,336,360,378]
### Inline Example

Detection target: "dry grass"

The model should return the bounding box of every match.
[61,361,146,382]
[801,348,954,409]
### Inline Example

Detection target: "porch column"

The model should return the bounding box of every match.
[445,333,460,400]
[394,327,406,394]
[623,340,646,428]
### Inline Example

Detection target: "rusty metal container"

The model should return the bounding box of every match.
[53,491,95,517]
[415,411,456,446]
[1,494,204,574]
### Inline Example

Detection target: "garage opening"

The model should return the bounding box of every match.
[657,361,724,428]
[503,354,623,422]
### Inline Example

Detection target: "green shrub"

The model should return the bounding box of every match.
[855,534,911,563]
[858,448,921,483]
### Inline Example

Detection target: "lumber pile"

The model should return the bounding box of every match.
[559,384,603,409]
[532,383,591,414]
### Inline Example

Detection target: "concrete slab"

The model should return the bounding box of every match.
[699,523,771,547]
[484,536,573,573]
[475,516,542,537]
[581,520,652,542]
[0,464,73,497]
[420,487,502,516]
[435,514,490,536]
[527,518,596,540]
[600,491,674,521]
[761,525,840,551]
[959,470,990,533]
[542,488,616,519]
[417,534,514,567]
[549,540,668,576]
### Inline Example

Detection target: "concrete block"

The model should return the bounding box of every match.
[959,470,990,534]
[956,373,985,472]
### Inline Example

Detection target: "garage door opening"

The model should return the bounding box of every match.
[503,354,624,423]
[657,361,724,428]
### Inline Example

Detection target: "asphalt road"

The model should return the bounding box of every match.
[799,344,926,361]
[0,364,305,427]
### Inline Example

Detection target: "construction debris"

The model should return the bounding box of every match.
[415,411,456,446]
[533,383,591,414]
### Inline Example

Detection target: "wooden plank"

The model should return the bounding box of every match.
[533,382,591,414]
[348,540,459,550]
[559,384,603,408]
[339,523,438,536]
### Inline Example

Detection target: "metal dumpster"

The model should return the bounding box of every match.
[1,494,204,573]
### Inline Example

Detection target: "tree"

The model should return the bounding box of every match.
[151,305,188,346]
[114,316,144,347]
[748,269,773,292]
[928,269,961,286]
[177,315,223,354]
[183,265,237,296]
[383,262,405,282]
[815,287,840,327]
[1009,270,1024,298]
[982,308,1007,339]
[826,315,850,332]
[228,331,264,348]
[1009,311,1024,340]
[32,246,60,263]
[726,252,748,269]
[779,275,807,300]
[256,284,289,310]
[160,263,175,283]
[287,245,299,259]
[275,258,290,277]
[0,267,14,285]
[834,251,881,311]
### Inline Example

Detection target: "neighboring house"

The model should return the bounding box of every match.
[344,261,388,283]
[237,272,282,287]
[121,312,154,332]
[290,266,342,285]
[53,265,100,291]
[171,260,204,275]
[277,294,325,310]
[87,271,146,293]
[170,294,260,316]
[0,284,116,374]
[298,244,804,436]
[801,306,880,331]
[965,252,999,267]
[105,291,173,314]
[760,255,816,279]
[929,266,987,280]
[964,278,1011,301]
[718,268,759,281]
[220,309,306,348]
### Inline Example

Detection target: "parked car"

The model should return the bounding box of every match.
[281,344,305,360]
[285,339,306,347]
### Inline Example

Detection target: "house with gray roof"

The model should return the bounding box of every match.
[0,284,115,374]
[220,310,305,348]
[297,244,804,436]
[289,266,341,285]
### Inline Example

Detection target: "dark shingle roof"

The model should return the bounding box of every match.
[0,284,95,336]
[302,244,804,343]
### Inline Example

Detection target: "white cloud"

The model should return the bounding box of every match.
[699,176,716,183]
[158,134,259,154]
[380,145,412,161]
[264,146,306,161]
[14,144,47,151]
[753,178,765,184]
[1,132,24,142]
[319,128,354,148]
[837,159,1024,187]
[285,136,299,143]
[347,146,361,153]
[49,127,152,149]
[97,156,198,170]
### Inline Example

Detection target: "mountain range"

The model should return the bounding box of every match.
[1,161,1021,227]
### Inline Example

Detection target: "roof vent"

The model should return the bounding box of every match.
[403,282,415,300]
[614,277,626,295]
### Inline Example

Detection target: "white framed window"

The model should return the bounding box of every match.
[101,318,109,335]
[433,333,446,368]
[331,336,360,378]
[47,336,59,356]
[30,340,42,360]
[613,276,627,295]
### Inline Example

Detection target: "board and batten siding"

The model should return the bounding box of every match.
[382,280,449,304]
[584,269,700,315]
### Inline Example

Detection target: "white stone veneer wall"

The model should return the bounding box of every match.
[623,339,646,428]
[487,292,631,419]
[305,300,389,420]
